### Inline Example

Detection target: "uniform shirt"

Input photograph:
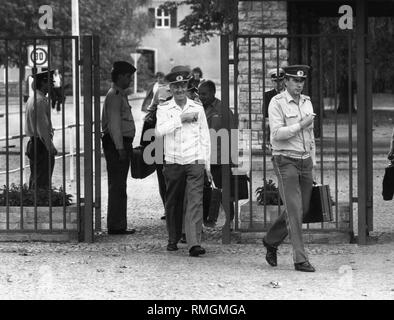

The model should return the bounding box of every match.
[53,73,62,88]
[101,84,135,150]
[155,97,211,170]
[204,98,237,165]
[268,90,316,165]
[25,89,54,150]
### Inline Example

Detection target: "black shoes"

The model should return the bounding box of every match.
[189,245,206,257]
[179,233,187,244]
[294,261,316,272]
[263,238,277,267]
[108,229,136,235]
[160,215,166,220]
[167,243,178,251]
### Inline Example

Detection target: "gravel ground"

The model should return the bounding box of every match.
[1,96,394,300]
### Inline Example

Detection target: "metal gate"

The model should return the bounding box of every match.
[0,35,101,242]
[220,30,373,244]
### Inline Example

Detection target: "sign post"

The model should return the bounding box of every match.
[131,52,141,94]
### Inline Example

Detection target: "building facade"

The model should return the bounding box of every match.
[139,0,221,82]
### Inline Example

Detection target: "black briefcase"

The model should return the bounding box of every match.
[303,184,333,223]
[382,163,394,201]
[203,182,222,224]
[230,174,249,201]
[130,146,156,179]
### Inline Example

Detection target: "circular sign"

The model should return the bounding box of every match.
[30,48,48,66]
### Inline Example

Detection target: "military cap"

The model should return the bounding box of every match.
[112,61,136,75]
[283,65,310,78]
[31,69,54,82]
[165,65,192,84]
[268,68,285,80]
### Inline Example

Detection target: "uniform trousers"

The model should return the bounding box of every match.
[163,163,204,249]
[156,164,166,208]
[26,137,55,190]
[102,134,133,232]
[264,155,313,263]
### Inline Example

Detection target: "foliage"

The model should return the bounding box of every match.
[161,0,236,46]
[0,0,150,82]
[255,179,283,206]
[0,183,73,207]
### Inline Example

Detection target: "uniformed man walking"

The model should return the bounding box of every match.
[263,65,316,272]
[102,61,136,235]
[156,65,212,257]
[25,70,57,190]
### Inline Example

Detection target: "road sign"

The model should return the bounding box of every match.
[27,45,48,67]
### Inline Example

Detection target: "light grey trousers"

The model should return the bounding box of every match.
[264,155,313,263]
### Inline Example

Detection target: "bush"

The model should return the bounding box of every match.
[255,179,283,206]
[0,184,73,207]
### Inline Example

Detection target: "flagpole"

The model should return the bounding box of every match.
[71,0,80,183]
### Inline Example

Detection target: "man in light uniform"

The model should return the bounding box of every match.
[263,65,317,272]
[102,61,136,235]
[25,70,57,190]
[156,65,212,257]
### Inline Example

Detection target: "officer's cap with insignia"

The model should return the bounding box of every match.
[165,65,192,84]
[283,65,310,79]
[268,68,285,81]
[112,61,136,75]
[31,69,55,82]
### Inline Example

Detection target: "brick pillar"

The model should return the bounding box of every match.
[237,1,288,149]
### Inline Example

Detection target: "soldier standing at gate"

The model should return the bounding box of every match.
[25,70,57,190]
[102,61,136,235]
[263,65,317,272]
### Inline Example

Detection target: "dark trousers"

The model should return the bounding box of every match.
[156,164,166,208]
[51,87,64,111]
[102,134,133,232]
[265,155,313,263]
[26,137,55,190]
[163,163,204,248]
[207,164,235,221]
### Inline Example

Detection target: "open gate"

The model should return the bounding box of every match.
[220,1,373,245]
[0,35,101,243]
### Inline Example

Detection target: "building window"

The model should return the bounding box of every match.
[155,8,170,28]
[148,7,177,29]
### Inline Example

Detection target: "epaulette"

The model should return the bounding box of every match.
[274,92,286,100]
[302,94,311,101]
[159,101,170,106]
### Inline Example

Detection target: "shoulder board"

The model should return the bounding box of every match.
[302,94,311,100]
[159,101,170,106]
[107,88,119,96]
[274,92,286,100]
[193,100,202,106]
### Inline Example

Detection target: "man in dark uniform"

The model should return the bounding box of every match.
[198,80,237,225]
[25,70,57,190]
[102,61,137,235]
[263,68,285,147]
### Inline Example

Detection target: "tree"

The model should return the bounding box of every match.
[0,0,150,80]
[161,0,236,46]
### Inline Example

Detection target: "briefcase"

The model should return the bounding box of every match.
[303,184,333,223]
[130,146,156,179]
[203,181,222,225]
[382,163,394,201]
[230,174,249,201]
